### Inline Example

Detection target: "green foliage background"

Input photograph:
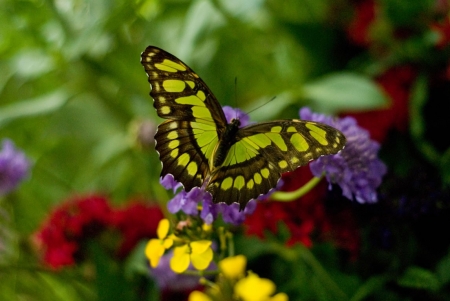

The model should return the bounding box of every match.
[3,0,449,300]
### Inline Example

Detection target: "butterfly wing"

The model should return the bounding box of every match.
[141,46,227,191]
[206,120,346,209]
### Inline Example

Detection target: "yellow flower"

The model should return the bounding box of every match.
[235,272,288,301]
[188,290,212,301]
[202,223,213,232]
[170,240,213,273]
[219,255,247,279]
[270,293,289,301]
[145,218,173,267]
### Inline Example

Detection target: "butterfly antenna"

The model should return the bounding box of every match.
[246,96,277,115]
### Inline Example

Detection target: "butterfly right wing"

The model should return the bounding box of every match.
[206,120,346,209]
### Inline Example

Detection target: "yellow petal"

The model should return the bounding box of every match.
[270,293,289,301]
[190,240,212,254]
[202,223,213,232]
[219,255,247,279]
[170,245,190,273]
[235,273,276,301]
[163,237,174,249]
[168,233,181,242]
[191,246,213,271]
[145,239,165,267]
[157,218,170,239]
[188,291,212,301]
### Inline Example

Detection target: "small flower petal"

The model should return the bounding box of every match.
[189,291,213,301]
[157,218,170,239]
[170,245,191,273]
[223,106,250,127]
[0,139,30,196]
[191,245,213,271]
[160,174,182,193]
[145,239,165,267]
[235,273,276,301]
[190,240,212,254]
[163,238,174,249]
[219,255,247,279]
[271,292,289,301]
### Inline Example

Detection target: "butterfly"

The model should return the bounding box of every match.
[141,46,346,210]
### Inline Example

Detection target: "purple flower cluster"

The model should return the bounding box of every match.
[0,139,30,196]
[161,174,256,225]
[300,107,387,203]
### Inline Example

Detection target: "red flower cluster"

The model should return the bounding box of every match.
[244,167,360,258]
[342,0,424,142]
[33,194,164,269]
[111,201,165,259]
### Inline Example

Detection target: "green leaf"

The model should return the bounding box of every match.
[350,275,390,301]
[302,72,388,113]
[87,240,139,301]
[397,266,441,292]
[436,249,450,285]
[0,89,70,127]
[124,241,150,278]
[409,74,442,166]
[11,49,55,79]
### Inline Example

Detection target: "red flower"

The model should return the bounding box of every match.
[344,65,417,143]
[33,194,165,269]
[33,195,112,269]
[43,241,78,269]
[346,0,377,47]
[244,167,330,248]
[111,201,164,258]
[430,16,450,49]
[245,167,361,258]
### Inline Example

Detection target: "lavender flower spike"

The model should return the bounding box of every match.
[300,107,387,203]
[0,139,30,196]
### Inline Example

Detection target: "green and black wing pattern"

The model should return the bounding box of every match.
[141,46,346,209]
[141,46,227,192]
[206,120,346,207]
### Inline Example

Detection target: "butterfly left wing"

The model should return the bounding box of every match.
[141,46,228,191]
[206,120,346,209]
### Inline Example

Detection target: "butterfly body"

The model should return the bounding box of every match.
[141,46,346,209]
[213,119,240,167]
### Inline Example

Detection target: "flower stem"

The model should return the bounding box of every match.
[270,175,323,202]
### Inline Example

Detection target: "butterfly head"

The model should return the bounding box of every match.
[230,118,241,128]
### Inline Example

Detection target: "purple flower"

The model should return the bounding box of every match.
[160,174,182,194]
[222,106,250,127]
[0,139,30,196]
[167,187,207,215]
[200,197,219,225]
[149,251,205,291]
[218,200,257,224]
[166,183,256,225]
[299,107,387,203]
